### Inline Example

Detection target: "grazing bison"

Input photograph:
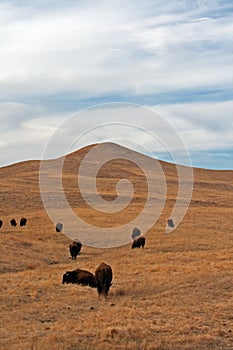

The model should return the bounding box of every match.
[20,217,27,226]
[69,240,82,260]
[132,236,145,249]
[95,262,113,297]
[131,226,141,240]
[10,218,17,227]
[56,222,63,232]
[62,269,96,288]
[0,220,2,228]
[167,218,175,228]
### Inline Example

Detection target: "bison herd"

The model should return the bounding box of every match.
[62,262,113,298]
[1,216,176,300]
[62,229,146,298]
[0,217,28,228]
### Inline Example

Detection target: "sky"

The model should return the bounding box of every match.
[0,0,232,169]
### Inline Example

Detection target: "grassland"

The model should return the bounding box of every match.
[0,143,233,349]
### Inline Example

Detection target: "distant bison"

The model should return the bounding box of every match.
[132,236,145,249]
[56,222,63,232]
[10,218,17,227]
[20,217,27,226]
[62,268,96,288]
[95,262,113,298]
[167,218,175,228]
[0,220,2,228]
[131,226,141,240]
[69,240,82,260]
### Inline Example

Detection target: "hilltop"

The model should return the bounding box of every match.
[0,143,233,349]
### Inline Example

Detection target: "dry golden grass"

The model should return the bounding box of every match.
[0,143,233,350]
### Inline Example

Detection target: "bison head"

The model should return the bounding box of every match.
[62,271,76,284]
[131,240,137,249]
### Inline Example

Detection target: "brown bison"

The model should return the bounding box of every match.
[10,218,17,227]
[20,217,27,226]
[62,268,96,288]
[132,236,145,249]
[167,218,175,228]
[56,222,63,232]
[95,262,113,297]
[69,240,82,260]
[0,219,2,228]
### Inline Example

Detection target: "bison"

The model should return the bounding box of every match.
[62,268,96,288]
[20,217,27,226]
[56,222,63,232]
[132,236,145,249]
[131,226,141,240]
[10,218,17,227]
[69,240,82,260]
[0,220,2,228]
[167,218,175,228]
[95,262,113,298]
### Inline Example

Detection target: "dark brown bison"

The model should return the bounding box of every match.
[132,236,145,249]
[10,218,17,227]
[131,226,141,240]
[0,220,2,228]
[167,218,175,228]
[20,217,27,226]
[69,241,82,260]
[56,222,63,232]
[62,268,96,288]
[95,262,113,297]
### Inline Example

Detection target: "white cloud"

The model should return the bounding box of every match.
[0,0,232,98]
[0,101,69,165]
[153,101,233,153]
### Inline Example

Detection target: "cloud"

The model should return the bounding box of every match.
[0,0,232,100]
[154,100,233,133]
[0,101,68,165]
[154,101,233,154]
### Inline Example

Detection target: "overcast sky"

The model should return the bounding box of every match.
[0,0,232,169]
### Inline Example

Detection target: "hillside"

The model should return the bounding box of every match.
[0,142,233,350]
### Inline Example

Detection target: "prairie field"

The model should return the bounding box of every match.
[0,143,233,350]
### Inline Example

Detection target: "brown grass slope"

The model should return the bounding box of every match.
[0,142,233,350]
